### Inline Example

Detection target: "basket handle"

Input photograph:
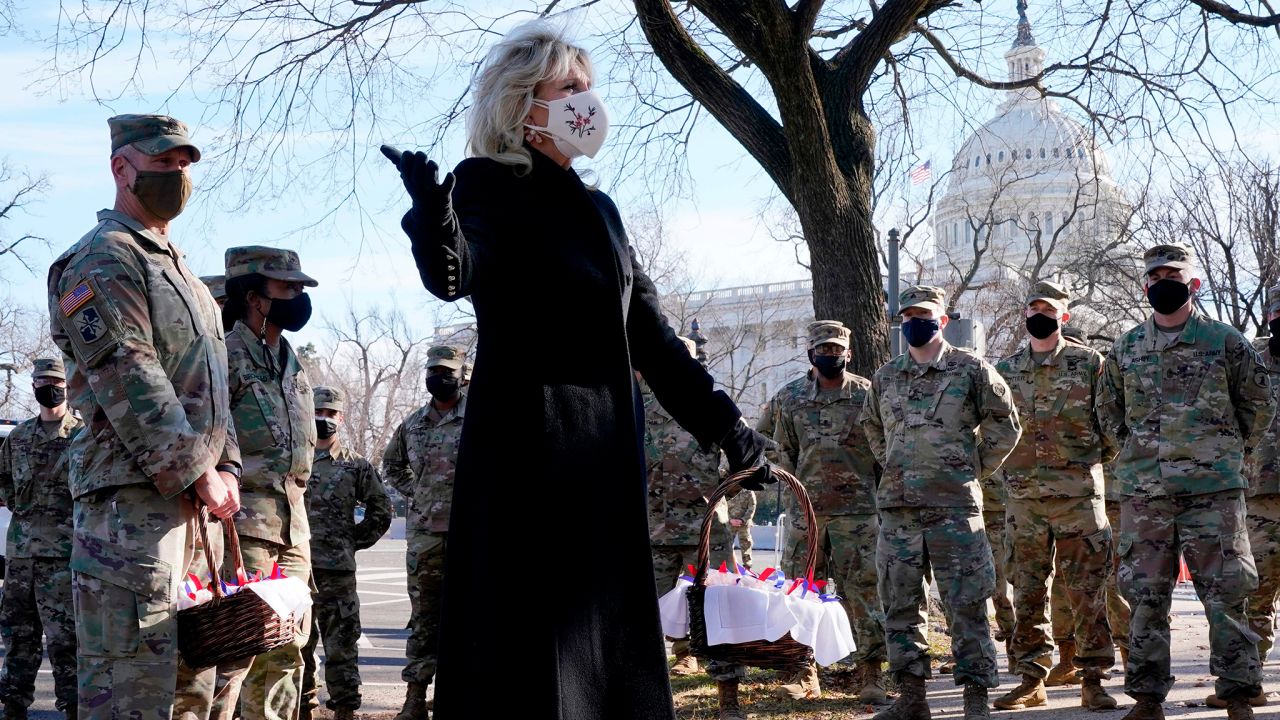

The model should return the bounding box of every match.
[694,466,817,586]
[196,504,250,600]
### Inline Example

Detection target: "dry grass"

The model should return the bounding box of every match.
[672,665,882,719]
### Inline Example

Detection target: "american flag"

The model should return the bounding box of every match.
[909,160,932,185]
[60,282,95,316]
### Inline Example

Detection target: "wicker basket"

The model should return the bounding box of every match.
[177,508,297,669]
[687,466,818,671]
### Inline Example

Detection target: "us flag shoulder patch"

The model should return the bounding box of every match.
[60,282,95,317]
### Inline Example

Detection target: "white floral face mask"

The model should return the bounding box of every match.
[525,89,610,159]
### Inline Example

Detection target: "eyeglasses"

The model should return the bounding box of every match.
[812,344,847,356]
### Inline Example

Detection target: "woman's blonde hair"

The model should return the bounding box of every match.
[467,21,594,174]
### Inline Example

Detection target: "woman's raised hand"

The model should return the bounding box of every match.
[381,145,456,227]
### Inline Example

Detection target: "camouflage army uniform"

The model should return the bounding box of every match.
[775,371,886,668]
[1099,307,1273,701]
[862,337,1021,688]
[1245,334,1280,662]
[214,315,317,720]
[49,114,239,720]
[727,489,756,568]
[643,388,733,669]
[0,402,82,713]
[980,480,1014,645]
[382,391,466,686]
[1102,463,1130,661]
[996,335,1115,677]
[300,428,392,711]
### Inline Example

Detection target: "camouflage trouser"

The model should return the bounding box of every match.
[0,557,76,711]
[651,544,745,681]
[984,510,1015,642]
[1049,557,1072,642]
[787,514,887,665]
[301,570,362,710]
[1245,493,1280,663]
[1119,489,1261,701]
[878,507,998,687]
[211,537,313,720]
[1005,495,1114,677]
[733,524,754,568]
[403,531,446,684]
[71,484,214,720]
[1104,502,1131,655]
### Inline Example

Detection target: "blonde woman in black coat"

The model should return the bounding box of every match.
[383,21,769,720]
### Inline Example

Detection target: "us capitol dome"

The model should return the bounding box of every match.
[931,1,1132,293]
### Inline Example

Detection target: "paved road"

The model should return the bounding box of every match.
[3,529,1278,718]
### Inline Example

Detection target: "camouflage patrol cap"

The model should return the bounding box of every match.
[1267,283,1280,315]
[1026,280,1070,312]
[32,357,65,381]
[807,321,850,349]
[313,386,345,413]
[108,114,202,162]
[224,246,318,287]
[200,275,227,302]
[677,336,697,358]
[425,345,465,371]
[1143,243,1194,274]
[899,285,946,315]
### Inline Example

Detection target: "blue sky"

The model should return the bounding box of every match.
[2,0,1277,358]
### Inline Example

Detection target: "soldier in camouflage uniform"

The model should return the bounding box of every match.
[1098,244,1273,720]
[0,358,82,719]
[300,387,392,720]
[212,245,319,720]
[47,114,241,720]
[726,489,755,569]
[201,274,228,310]
[644,336,733,679]
[774,321,888,704]
[991,281,1117,712]
[862,286,1022,720]
[1202,283,1280,710]
[382,345,468,720]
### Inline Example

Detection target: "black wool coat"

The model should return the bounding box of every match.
[402,148,745,719]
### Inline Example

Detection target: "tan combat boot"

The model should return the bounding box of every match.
[963,684,991,720]
[393,681,429,720]
[1120,693,1163,720]
[1227,696,1256,720]
[332,708,356,720]
[872,672,930,720]
[717,680,747,720]
[993,675,1047,710]
[1080,670,1118,711]
[1045,640,1082,687]
[1206,691,1267,708]
[670,653,700,676]
[857,661,891,705]
[778,663,821,700]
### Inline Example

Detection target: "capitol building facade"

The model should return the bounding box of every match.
[927,5,1134,352]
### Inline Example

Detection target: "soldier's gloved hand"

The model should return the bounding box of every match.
[383,147,455,230]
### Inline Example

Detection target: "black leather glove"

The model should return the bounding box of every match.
[720,421,774,490]
[381,145,455,229]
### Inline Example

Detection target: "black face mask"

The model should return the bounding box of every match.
[902,317,941,348]
[1025,313,1060,340]
[426,374,460,401]
[315,417,337,440]
[1146,279,1191,315]
[1269,318,1280,357]
[264,293,313,332]
[34,385,66,409]
[809,352,847,380]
